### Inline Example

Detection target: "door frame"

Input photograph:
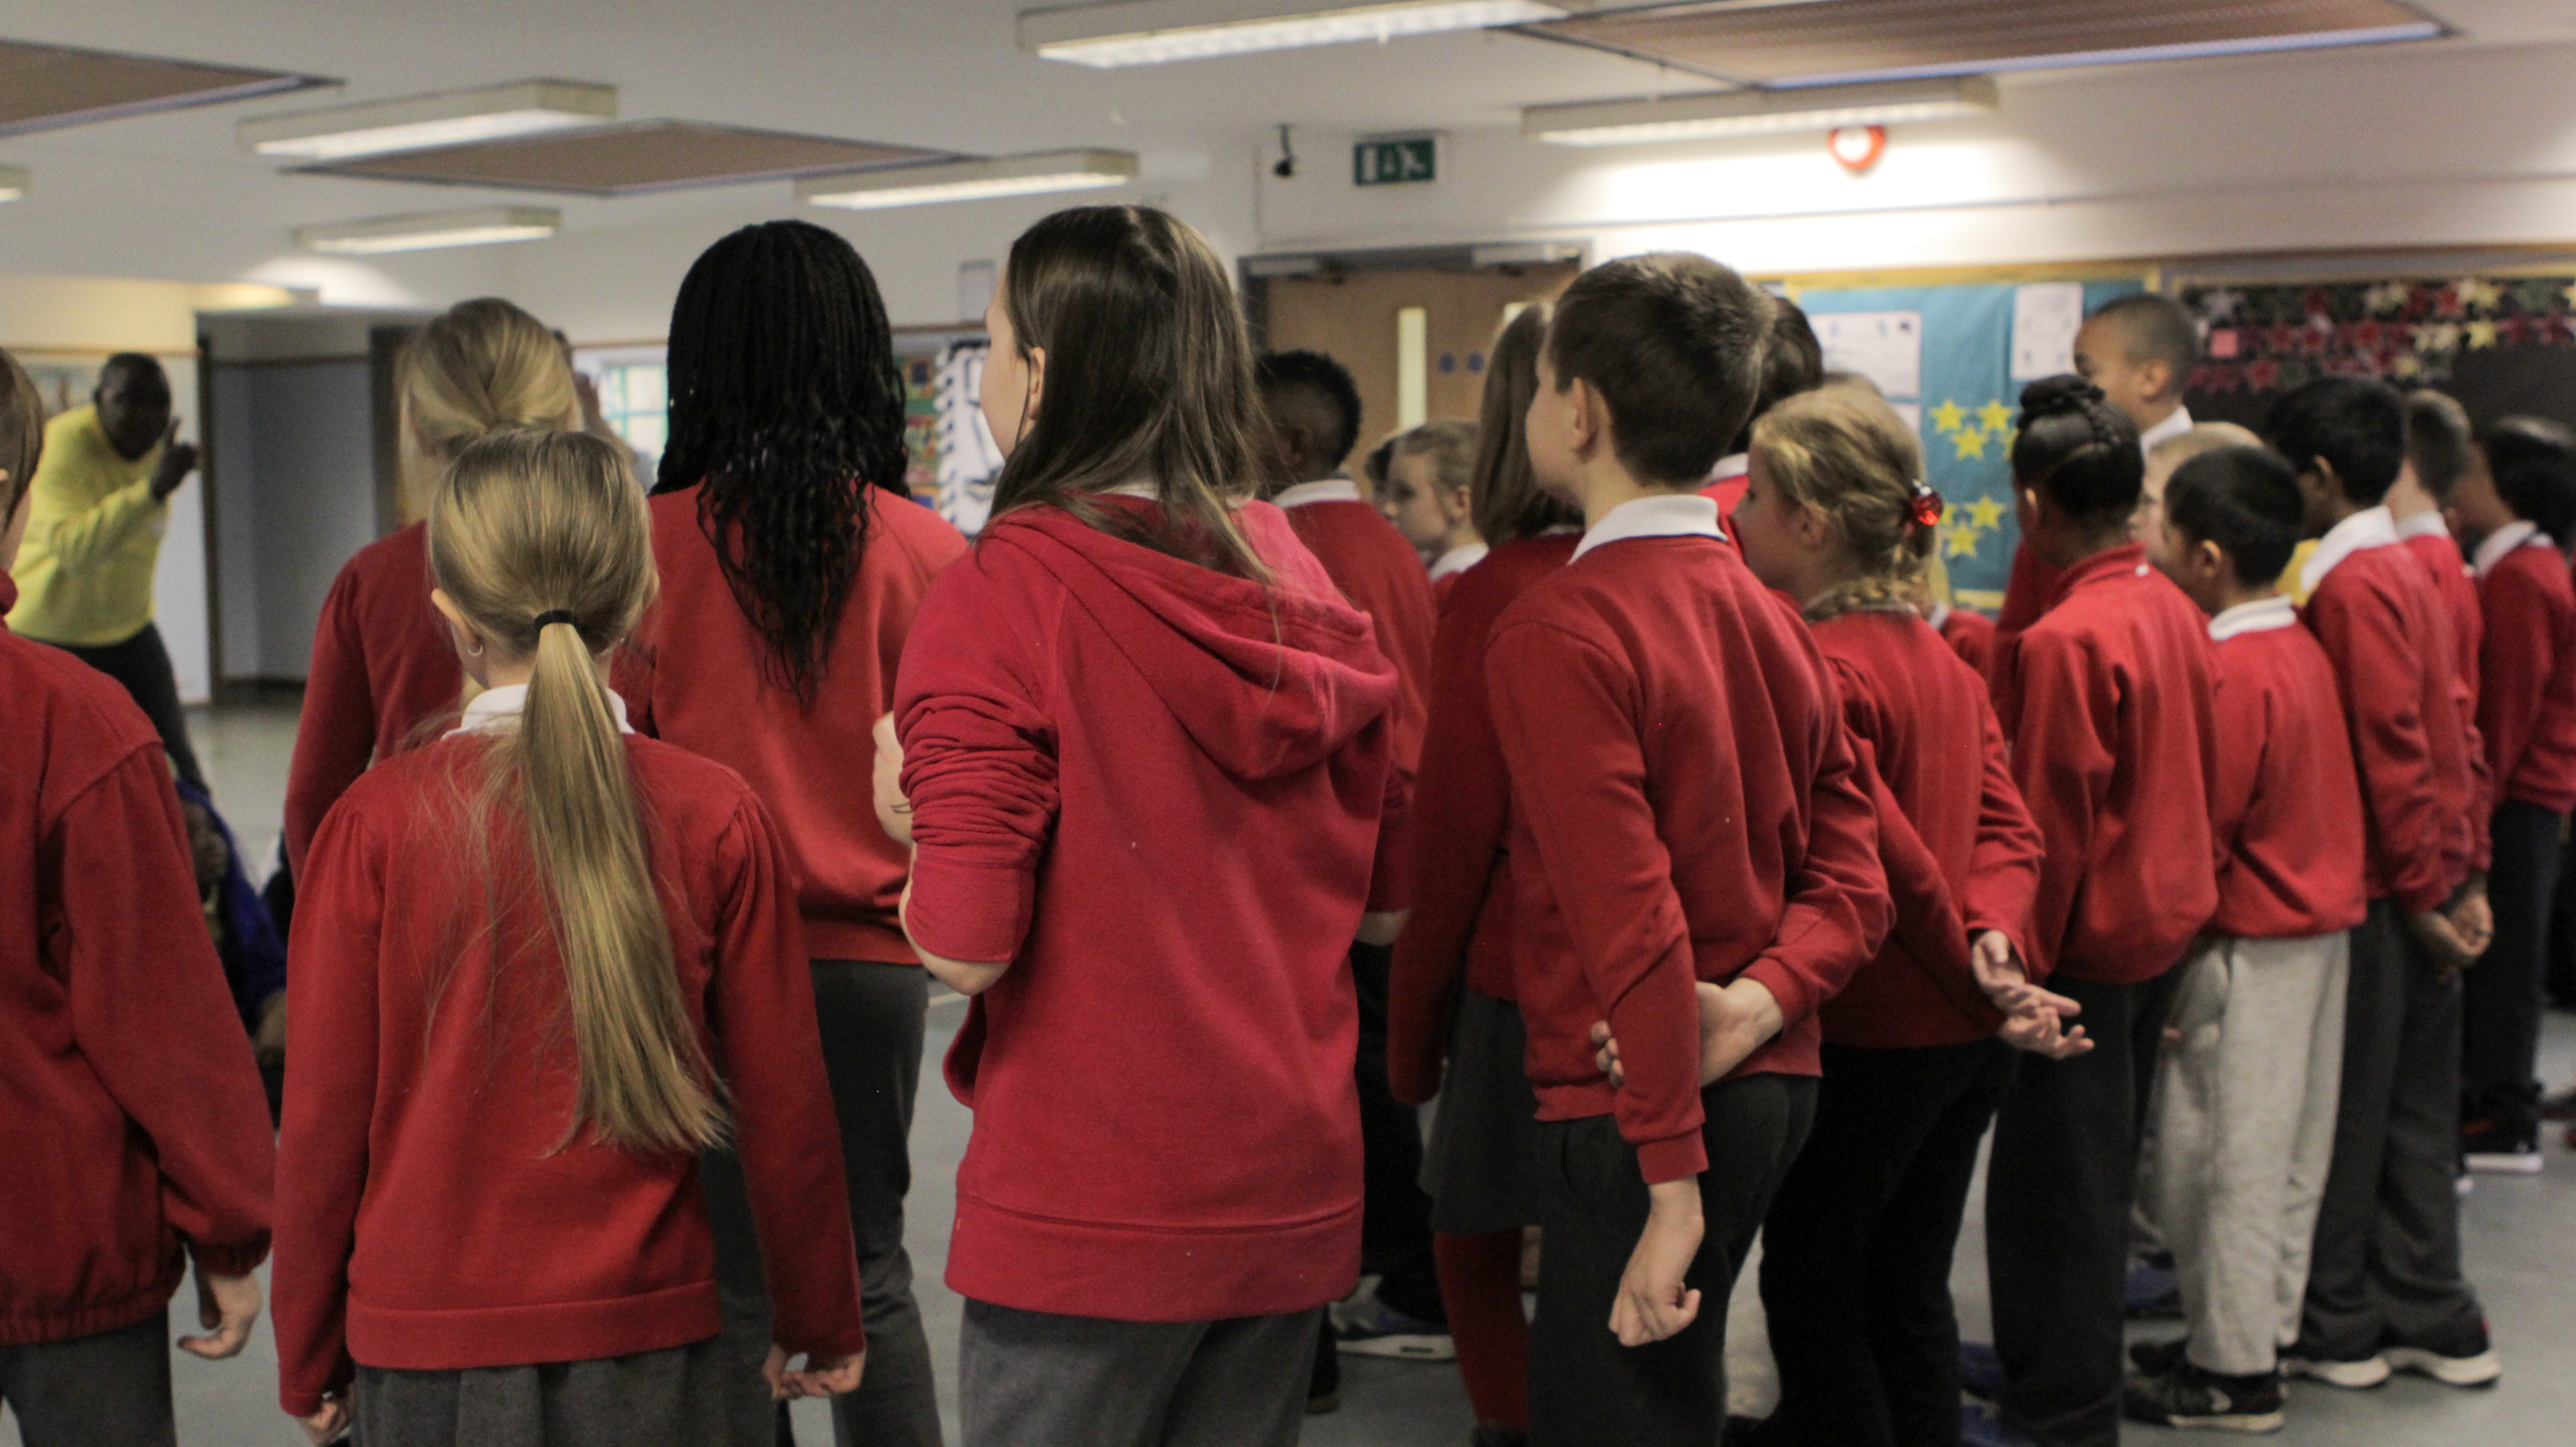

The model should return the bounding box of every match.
[1238,241,1587,348]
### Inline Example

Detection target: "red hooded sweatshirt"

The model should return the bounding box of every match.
[0,575,275,1346]
[896,497,1396,1323]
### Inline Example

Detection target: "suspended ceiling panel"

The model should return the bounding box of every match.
[298,120,957,197]
[0,37,323,137]
[1527,0,2446,85]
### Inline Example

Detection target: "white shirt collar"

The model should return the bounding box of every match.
[2473,519,2546,578]
[1708,453,1750,483]
[449,683,636,738]
[2138,404,2193,457]
[1927,602,1952,630]
[2300,505,2400,596]
[1274,478,1363,509]
[1571,493,1727,562]
[1102,479,1159,500]
[1428,541,1489,581]
[2209,594,2299,641]
[2393,509,2452,543]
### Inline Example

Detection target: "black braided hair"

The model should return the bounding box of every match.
[2011,374,2142,523]
[657,220,909,705]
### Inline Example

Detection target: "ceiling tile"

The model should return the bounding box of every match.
[0,37,323,137]
[298,119,958,197]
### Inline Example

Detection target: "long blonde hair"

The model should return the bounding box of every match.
[1753,383,1935,623]
[401,298,583,519]
[427,428,723,1155]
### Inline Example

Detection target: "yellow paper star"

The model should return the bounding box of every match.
[1951,426,1990,460]
[2456,278,2500,312]
[2392,353,2424,381]
[2465,319,2499,350]
[1931,399,1967,434]
[2561,282,2576,311]
[1977,400,2014,434]
[1943,522,1980,559]
[1968,493,2007,530]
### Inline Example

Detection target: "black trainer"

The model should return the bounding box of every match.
[2129,1336,2190,1376]
[2383,1317,2503,1386]
[2122,1360,2285,1434]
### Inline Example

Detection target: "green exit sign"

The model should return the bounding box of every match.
[1355,136,1438,187]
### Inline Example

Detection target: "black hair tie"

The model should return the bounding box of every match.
[534,609,580,631]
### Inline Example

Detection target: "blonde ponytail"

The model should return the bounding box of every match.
[400,298,585,519]
[1752,383,1936,625]
[429,428,724,1154]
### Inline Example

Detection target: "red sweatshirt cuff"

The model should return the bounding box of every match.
[1635,1132,1707,1186]
[903,852,1035,965]
[188,1237,272,1280]
[1737,956,1816,1035]
[781,1323,869,1365]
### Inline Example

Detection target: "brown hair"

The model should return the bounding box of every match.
[1393,419,1478,499]
[2147,420,2263,479]
[1471,304,1581,544]
[0,346,43,519]
[428,428,723,1155]
[1753,383,1933,623]
[1547,253,1772,485]
[988,205,1271,581]
[2405,390,2475,503]
[1729,297,1825,454]
[401,298,583,516]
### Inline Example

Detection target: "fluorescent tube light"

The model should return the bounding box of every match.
[0,165,26,202]
[240,80,615,161]
[1526,77,1999,147]
[799,150,1141,210]
[295,206,561,255]
[1023,0,1568,68]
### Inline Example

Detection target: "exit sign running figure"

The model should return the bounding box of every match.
[1355,136,1438,187]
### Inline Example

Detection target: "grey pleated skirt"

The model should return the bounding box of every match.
[1421,986,1544,1235]
[351,1336,733,1447]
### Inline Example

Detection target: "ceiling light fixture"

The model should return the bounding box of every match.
[240,80,615,161]
[1023,0,1571,68]
[799,150,1141,210]
[295,206,561,255]
[0,166,27,202]
[1525,76,1998,147]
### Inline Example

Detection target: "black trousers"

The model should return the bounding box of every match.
[1347,940,1443,1321]
[53,624,204,792]
[2464,800,2565,1140]
[2297,901,2485,1359]
[1986,968,2183,1447]
[1528,1074,1818,1447]
[1763,1039,2015,1447]
[0,1313,173,1447]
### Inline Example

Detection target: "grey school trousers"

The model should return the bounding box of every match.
[0,1314,173,1447]
[2145,932,2349,1375]
[959,1300,1319,1447]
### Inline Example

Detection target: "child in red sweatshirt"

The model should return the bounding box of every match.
[2265,376,2495,1390]
[1726,382,2060,1447]
[0,346,275,1445]
[1255,346,1447,1371]
[1485,254,1888,1447]
[2446,418,2576,1170]
[1978,376,2219,1447]
[1387,301,1578,1444]
[284,299,585,879]
[272,429,866,1444]
[2127,446,2370,1432]
[885,205,1398,1447]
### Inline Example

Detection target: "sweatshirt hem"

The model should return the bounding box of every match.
[0,1276,178,1348]
[945,1194,1361,1323]
[345,1279,722,1372]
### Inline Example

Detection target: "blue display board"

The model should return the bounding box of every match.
[1796,280,2144,605]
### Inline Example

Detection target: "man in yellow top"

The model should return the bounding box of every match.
[5,353,205,788]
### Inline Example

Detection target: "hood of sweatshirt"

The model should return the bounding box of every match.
[980,498,1398,782]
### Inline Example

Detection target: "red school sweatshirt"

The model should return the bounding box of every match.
[1277,481,1434,910]
[0,575,275,1346]
[2300,526,2477,913]
[1812,610,2043,1049]
[283,523,461,878]
[895,498,1397,1322]
[2202,598,2369,938]
[1994,545,2219,984]
[1996,542,2062,639]
[1934,604,2000,683]
[272,733,865,1416]
[619,485,967,964]
[1386,533,1579,1106]
[2406,524,2496,866]
[1487,526,1888,1186]
[2475,532,2576,813]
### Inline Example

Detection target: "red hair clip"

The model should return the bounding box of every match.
[1909,482,1944,529]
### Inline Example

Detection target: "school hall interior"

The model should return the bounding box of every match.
[6,0,2576,1444]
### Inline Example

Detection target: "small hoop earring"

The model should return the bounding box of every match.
[465,639,485,657]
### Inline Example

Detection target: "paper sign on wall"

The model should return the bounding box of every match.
[2011,282,2087,380]
[1813,311,1923,400]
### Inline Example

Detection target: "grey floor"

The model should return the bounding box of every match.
[9,697,2572,1446]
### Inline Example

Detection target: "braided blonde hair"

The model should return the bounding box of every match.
[399,298,583,519]
[1752,383,1935,624]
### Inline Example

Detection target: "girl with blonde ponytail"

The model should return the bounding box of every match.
[283,297,586,883]
[272,428,868,1447]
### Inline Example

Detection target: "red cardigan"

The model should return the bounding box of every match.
[1813,610,2042,1049]
[2302,542,2477,913]
[1488,535,1887,1186]
[2406,530,2484,709]
[1387,534,1578,1105]
[1936,605,2000,683]
[2477,538,2576,813]
[1995,546,2219,984]
[619,485,967,964]
[1997,543,2063,638]
[896,499,1395,1322]
[272,735,864,1415]
[0,577,274,1346]
[1280,489,1434,910]
[2203,605,2369,939]
[283,523,461,878]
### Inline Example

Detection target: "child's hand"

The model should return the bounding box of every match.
[1999,1004,2093,1059]
[1590,979,1783,1089]
[2445,879,2494,960]
[297,1397,349,1445]
[765,1344,867,1399]
[2406,908,2477,976]
[872,714,913,847]
[177,1268,261,1360]
[1612,1179,1704,1347]
[253,991,288,1066]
